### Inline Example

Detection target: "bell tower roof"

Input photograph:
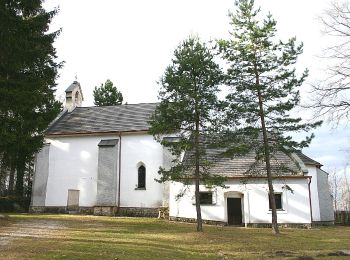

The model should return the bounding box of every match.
[65,81,84,100]
[65,81,84,112]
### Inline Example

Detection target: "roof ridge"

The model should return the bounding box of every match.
[75,102,160,109]
[46,103,158,135]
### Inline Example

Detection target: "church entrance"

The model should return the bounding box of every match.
[227,197,243,225]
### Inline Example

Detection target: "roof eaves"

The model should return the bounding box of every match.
[46,129,150,137]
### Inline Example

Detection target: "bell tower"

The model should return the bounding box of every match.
[65,81,84,112]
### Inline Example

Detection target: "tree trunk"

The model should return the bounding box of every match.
[8,162,16,195]
[194,164,203,232]
[194,82,203,232]
[344,166,350,211]
[194,120,203,232]
[26,161,33,198]
[255,64,280,235]
[332,173,338,211]
[15,157,26,197]
[0,158,7,196]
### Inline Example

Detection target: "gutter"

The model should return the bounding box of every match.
[174,175,310,181]
[116,132,122,214]
[46,129,149,138]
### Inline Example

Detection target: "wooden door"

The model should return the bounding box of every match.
[227,198,242,225]
[67,189,79,212]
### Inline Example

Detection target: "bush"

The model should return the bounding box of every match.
[0,196,30,212]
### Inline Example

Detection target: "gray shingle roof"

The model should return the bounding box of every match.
[180,133,308,177]
[296,151,322,167]
[211,151,302,176]
[183,148,303,177]
[46,103,158,135]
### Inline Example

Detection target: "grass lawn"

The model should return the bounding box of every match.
[0,214,349,259]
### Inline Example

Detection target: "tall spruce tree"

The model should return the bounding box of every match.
[93,79,123,106]
[219,0,321,234]
[0,0,62,197]
[149,37,224,232]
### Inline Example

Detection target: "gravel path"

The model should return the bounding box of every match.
[0,219,67,247]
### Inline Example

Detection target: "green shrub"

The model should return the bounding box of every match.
[0,196,30,212]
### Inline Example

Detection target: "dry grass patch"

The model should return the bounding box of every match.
[0,214,349,259]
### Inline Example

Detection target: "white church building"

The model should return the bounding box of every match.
[30,81,334,226]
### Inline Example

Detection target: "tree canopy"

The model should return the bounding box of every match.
[93,79,123,106]
[149,36,224,232]
[218,0,321,234]
[0,0,62,198]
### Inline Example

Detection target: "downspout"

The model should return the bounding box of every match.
[116,132,122,214]
[247,191,251,227]
[308,176,313,224]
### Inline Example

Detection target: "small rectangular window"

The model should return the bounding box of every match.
[269,193,282,210]
[199,192,213,205]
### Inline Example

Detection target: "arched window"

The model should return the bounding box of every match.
[74,91,79,103]
[138,165,146,189]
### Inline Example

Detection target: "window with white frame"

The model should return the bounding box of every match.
[199,192,213,205]
[269,193,283,210]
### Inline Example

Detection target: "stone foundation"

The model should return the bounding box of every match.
[93,206,118,216]
[246,223,312,229]
[30,206,94,215]
[158,206,169,219]
[30,206,67,214]
[312,221,335,226]
[116,207,159,217]
[30,206,160,217]
[169,216,312,228]
[78,207,94,215]
[169,216,225,225]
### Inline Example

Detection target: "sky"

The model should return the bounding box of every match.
[43,0,349,174]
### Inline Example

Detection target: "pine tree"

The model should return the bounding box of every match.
[0,0,62,197]
[93,79,123,106]
[149,37,224,232]
[218,0,321,234]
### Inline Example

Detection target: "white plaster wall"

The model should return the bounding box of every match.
[45,135,117,207]
[119,134,164,208]
[316,168,334,222]
[45,133,164,208]
[305,166,321,221]
[169,178,311,224]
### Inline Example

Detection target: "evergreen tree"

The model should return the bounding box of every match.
[149,37,224,232]
[218,0,321,234]
[93,79,123,106]
[0,0,62,197]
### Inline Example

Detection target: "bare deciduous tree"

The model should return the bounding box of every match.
[310,1,350,125]
[342,164,350,211]
[329,169,340,210]
[328,166,350,211]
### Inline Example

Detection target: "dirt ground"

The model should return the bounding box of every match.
[0,218,67,247]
